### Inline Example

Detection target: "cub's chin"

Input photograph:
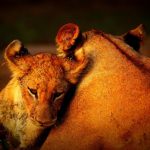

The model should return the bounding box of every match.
[30,117,57,128]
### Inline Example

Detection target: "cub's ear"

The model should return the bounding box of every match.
[122,24,145,51]
[5,40,30,76]
[56,23,83,56]
[62,58,88,84]
[5,40,29,61]
[56,23,88,83]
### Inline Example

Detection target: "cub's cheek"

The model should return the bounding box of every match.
[53,94,64,113]
[21,89,35,113]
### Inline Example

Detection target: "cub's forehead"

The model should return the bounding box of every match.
[30,53,61,68]
[25,53,64,78]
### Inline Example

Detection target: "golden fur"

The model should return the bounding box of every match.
[0,40,87,148]
[41,24,150,150]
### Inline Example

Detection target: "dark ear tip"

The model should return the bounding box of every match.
[123,24,146,51]
[137,24,145,30]
[138,24,145,29]
[129,24,146,40]
[56,23,80,51]
[10,39,22,45]
[6,39,22,51]
[5,39,29,59]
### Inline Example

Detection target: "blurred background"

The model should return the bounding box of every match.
[0,0,150,89]
[0,0,150,46]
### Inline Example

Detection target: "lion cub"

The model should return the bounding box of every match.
[0,40,87,148]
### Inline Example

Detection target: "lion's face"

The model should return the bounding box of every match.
[4,40,87,127]
[19,54,69,127]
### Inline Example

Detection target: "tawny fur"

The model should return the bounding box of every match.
[41,24,150,150]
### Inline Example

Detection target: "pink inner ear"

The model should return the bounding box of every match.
[56,23,80,50]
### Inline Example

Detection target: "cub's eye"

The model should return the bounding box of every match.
[53,92,64,102]
[28,87,38,99]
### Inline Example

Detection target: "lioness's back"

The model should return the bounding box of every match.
[41,23,150,150]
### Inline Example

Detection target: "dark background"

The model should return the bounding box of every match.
[0,0,150,49]
[0,0,150,89]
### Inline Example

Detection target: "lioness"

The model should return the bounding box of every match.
[41,23,150,150]
[0,40,87,148]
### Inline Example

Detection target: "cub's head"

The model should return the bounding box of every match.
[4,40,87,127]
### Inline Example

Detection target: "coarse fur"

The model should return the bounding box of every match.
[0,40,87,149]
[41,24,150,150]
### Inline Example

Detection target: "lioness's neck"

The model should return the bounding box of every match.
[84,31,150,71]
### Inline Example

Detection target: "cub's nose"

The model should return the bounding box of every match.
[35,104,57,126]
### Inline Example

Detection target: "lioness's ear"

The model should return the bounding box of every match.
[5,40,30,76]
[56,23,82,56]
[122,24,145,51]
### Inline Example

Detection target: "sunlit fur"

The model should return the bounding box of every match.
[41,24,150,150]
[0,40,87,148]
